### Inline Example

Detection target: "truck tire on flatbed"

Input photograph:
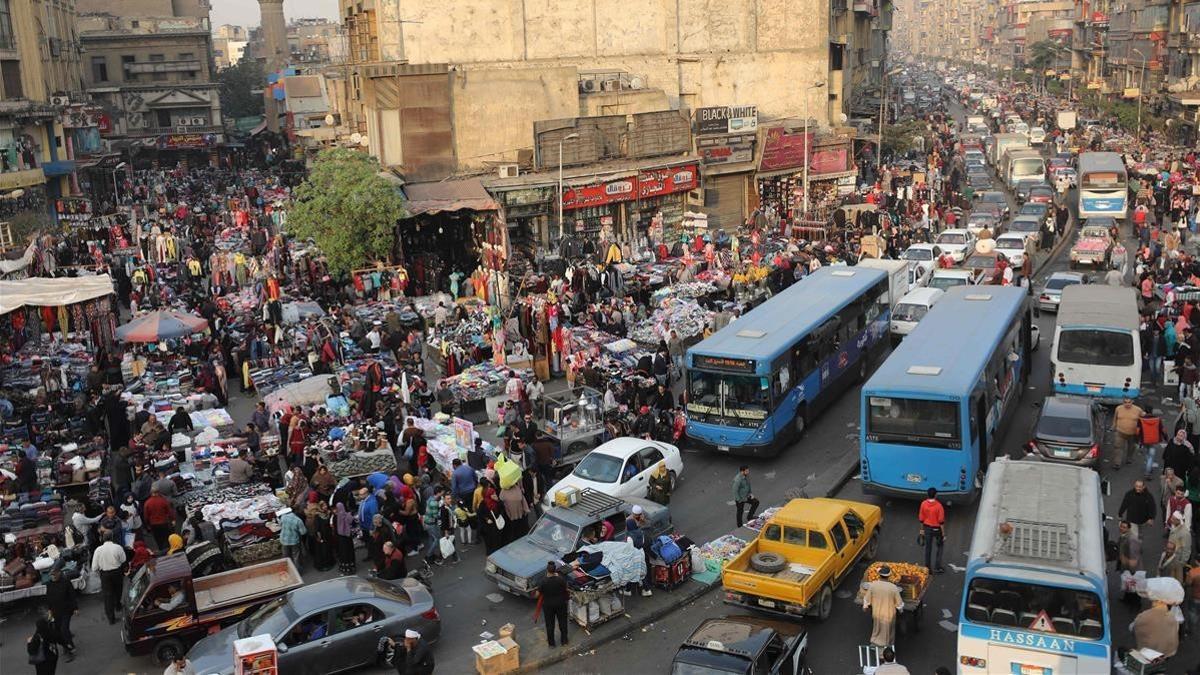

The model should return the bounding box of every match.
[749,551,788,574]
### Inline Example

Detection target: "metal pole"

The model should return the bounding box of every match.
[557,140,564,241]
[1136,53,1146,137]
[803,94,810,218]
[877,72,886,172]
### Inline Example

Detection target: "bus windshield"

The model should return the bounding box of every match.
[1057,329,1134,366]
[867,396,961,447]
[966,577,1105,640]
[688,371,772,424]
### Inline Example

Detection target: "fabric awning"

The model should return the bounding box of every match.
[249,120,269,136]
[0,274,114,314]
[401,178,499,218]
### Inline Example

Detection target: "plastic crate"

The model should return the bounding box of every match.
[651,552,693,590]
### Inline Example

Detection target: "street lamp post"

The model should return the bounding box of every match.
[1130,48,1146,138]
[556,133,579,242]
[803,81,826,219]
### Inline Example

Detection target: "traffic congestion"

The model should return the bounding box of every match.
[3,54,1199,675]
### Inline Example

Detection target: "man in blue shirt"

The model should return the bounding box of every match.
[22,440,37,461]
[450,458,477,507]
[358,487,380,534]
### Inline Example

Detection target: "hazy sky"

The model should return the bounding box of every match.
[210,0,338,29]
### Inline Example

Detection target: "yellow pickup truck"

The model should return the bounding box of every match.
[721,498,882,620]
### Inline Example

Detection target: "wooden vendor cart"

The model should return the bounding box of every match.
[854,561,929,635]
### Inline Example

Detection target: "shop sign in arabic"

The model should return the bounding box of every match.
[698,134,756,165]
[696,105,759,136]
[638,164,699,199]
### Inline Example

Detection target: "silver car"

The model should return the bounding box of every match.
[1036,271,1089,313]
[186,576,441,675]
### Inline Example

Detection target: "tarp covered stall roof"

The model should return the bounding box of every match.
[0,274,114,314]
[401,178,499,218]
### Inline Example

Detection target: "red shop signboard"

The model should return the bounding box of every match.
[758,126,813,173]
[638,164,699,199]
[561,177,637,210]
[809,146,850,176]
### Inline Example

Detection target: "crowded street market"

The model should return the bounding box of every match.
[3,7,1200,673]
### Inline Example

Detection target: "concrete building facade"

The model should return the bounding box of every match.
[77,0,224,160]
[1,0,100,227]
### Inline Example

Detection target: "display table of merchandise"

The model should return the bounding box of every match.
[439,362,533,403]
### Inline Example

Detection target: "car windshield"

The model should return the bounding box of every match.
[239,596,292,638]
[997,239,1023,250]
[1020,204,1047,216]
[963,254,999,269]
[867,396,961,448]
[573,452,623,483]
[1037,413,1092,439]
[671,652,753,675]
[928,276,967,291]
[1045,277,1079,291]
[902,248,932,261]
[937,233,966,245]
[893,303,929,323]
[527,515,579,555]
[127,565,152,609]
[1080,227,1109,238]
[1056,328,1135,366]
[1010,220,1038,232]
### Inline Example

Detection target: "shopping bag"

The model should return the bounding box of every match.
[439,535,456,558]
[494,513,506,531]
[496,453,521,489]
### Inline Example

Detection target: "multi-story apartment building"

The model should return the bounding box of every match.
[213,23,247,69]
[77,0,224,163]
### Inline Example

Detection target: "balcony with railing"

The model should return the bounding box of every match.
[124,60,203,75]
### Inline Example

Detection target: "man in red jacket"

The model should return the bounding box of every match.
[143,487,175,553]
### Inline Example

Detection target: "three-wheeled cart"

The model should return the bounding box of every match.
[534,387,606,473]
[854,561,929,635]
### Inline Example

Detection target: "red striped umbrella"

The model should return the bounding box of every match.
[116,310,209,342]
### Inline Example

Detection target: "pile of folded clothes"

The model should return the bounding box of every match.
[0,491,65,535]
[247,361,314,398]
[183,482,273,512]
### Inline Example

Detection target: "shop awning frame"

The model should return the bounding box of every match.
[0,274,114,314]
[400,177,499,218]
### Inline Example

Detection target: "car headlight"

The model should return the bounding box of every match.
[485,561,497,574]
[513,575,528,590]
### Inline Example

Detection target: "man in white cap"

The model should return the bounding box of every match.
[625,505,653,597]
[378,628,435,675]
[862,564,904,647]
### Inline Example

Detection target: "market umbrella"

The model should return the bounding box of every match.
[116,310,209,343]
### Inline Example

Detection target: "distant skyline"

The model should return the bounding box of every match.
[210,0,338,29]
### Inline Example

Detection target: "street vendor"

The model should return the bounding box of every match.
[862,564,905,647]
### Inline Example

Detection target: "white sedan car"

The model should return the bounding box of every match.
[900,243,943,279]
[994,232,1030,268]
[543,437,683,506]
[934,229,976,263]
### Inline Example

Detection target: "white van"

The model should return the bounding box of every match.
[890,286,946,342]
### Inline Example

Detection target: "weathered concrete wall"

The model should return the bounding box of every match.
[450,66,580,171]
[387,0,831,123]
[579,89,672,117]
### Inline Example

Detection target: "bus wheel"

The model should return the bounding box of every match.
[793,410,808,437]
[154,638,186,666]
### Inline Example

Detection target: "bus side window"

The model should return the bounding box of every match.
[793,343,816,375]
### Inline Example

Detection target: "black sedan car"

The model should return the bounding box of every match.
[671,615,808,675]
[187,576,441,675]
[1026,395,1103,467]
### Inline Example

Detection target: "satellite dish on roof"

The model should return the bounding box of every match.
[350,132,362,145]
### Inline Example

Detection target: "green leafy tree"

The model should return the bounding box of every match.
[1025,40,1060,73]
[882,119,928,156]
[287,148,406,275]
[218,59,266,119]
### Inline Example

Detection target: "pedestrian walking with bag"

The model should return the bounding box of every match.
[918,487,946,573]
[538,562,570,647]
[733,466,759,527]
[437,492,461,564]
[1113,397,1147,469]
[862,565,904,648]
[44,569,77,661]
[27,617,66,675]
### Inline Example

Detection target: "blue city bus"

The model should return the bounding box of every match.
[958,457,1110,674]
[685,267,891,456]
[859,286,1032,501]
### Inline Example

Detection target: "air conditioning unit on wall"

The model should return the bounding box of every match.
[50,95,70,107]
[191,116,206,126]
[497,164,519,178]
